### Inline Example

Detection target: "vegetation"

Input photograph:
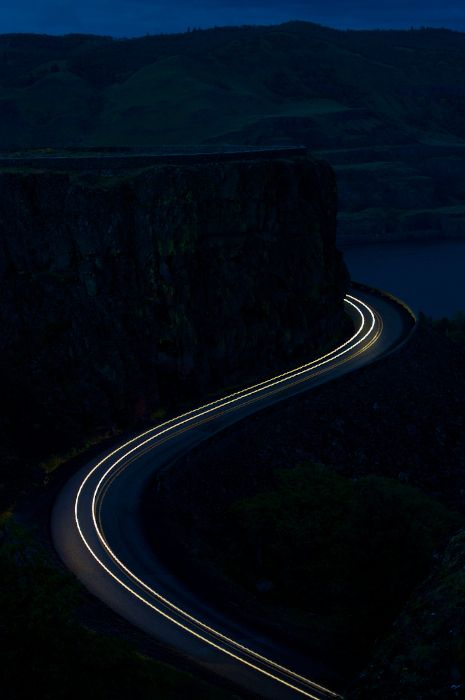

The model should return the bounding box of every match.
[153,315,465,686]
[3,23,465,238]
[433,311,465,344]
[212,464,460,661]
[0,521,232,700]
[236,464,457,601]
[40,429,119,474]
[2,24,465,148]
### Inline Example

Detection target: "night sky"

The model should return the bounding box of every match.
[0,0,464,37]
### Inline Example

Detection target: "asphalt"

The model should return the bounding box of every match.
[52,290,413,700]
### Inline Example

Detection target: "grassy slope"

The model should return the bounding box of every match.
[2,24,465,238]
[1,24,465,148]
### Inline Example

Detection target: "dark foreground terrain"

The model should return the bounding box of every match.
[146,315,465,698]
[0,519,239,700]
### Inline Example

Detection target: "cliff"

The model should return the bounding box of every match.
[0,154,348,506]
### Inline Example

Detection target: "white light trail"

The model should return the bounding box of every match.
[73,294,378,699]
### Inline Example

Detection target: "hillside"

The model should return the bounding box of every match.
[2,23,465,239]
[147,315,465,692]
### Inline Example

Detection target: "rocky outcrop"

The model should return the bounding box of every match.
[350,530,465,699]
[0,154,348,504]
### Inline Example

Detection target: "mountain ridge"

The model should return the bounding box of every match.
[2,22,465,240]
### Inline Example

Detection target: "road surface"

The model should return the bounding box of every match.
[52,289,414,699]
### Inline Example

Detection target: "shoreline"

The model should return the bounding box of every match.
[337,232,465,247]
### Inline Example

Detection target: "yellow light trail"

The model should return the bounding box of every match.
[73,294,378,699]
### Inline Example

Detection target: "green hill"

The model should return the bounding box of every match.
[2,23,465,239]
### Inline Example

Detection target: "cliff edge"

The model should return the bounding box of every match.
[0,153,348,505]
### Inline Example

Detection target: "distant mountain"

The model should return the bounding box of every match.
[2,23,465,240]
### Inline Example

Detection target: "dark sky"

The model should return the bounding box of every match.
[1,0,464,37]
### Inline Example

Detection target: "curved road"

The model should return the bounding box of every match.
[52,290,413,700]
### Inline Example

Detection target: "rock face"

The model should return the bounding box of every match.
[350,530,465,700]
[0,154,348,488]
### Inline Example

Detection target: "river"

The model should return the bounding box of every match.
[341,239,465,319]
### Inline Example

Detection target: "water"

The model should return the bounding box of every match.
[341,239,465,319]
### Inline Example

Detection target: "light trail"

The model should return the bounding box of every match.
[72,294,378,699]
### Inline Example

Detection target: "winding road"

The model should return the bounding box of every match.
[52,288,415,700]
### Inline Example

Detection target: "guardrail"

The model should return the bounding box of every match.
[350,280,417,323]
[350,280,418,360]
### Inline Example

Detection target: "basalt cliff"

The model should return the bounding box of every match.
[0,153,348,505]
